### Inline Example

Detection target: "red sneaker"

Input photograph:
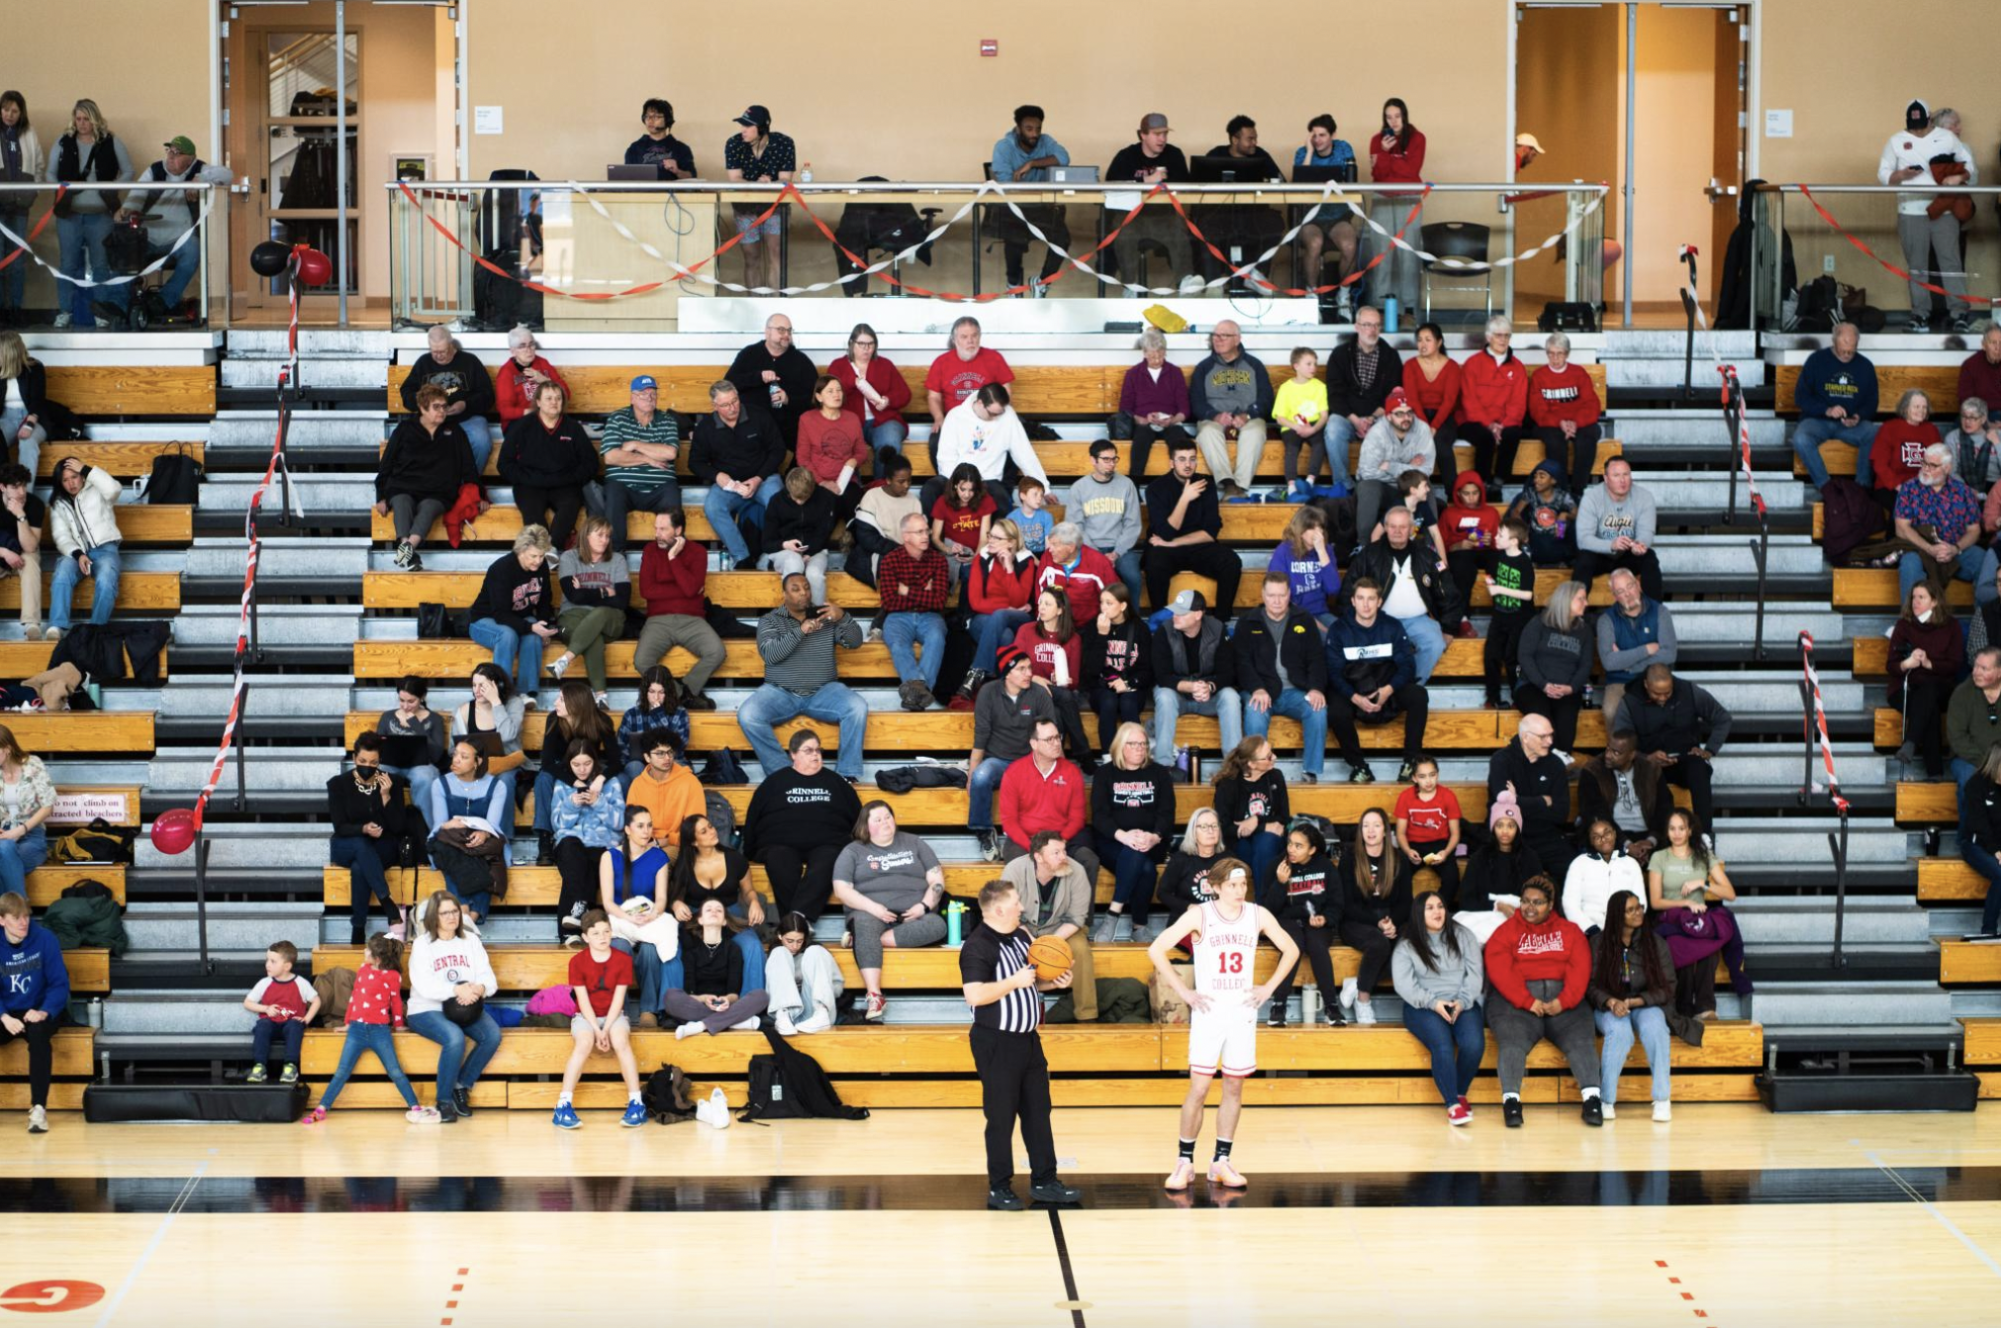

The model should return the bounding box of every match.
[1448,1102,1472,1126]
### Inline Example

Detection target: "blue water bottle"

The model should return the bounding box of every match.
[1383,294,1400,333]
[946,899,966,947]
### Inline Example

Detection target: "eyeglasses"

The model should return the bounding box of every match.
[1032,733,1062,744]
[851,339,876,348]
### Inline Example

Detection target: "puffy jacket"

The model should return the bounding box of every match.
[49,464,121,557]
[42,891,128,957]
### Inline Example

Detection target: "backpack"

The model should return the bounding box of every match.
[1308,491,1359,561]
[739,1024,870,1122]
[640,1063,699,1124]
[1795,274,1840,333]
[1819,476,1884,565]
[49,817,137,865]
[698,748,750,786]
[702,790,738,849]
[144,443,202,505]
[311,966,356,1025]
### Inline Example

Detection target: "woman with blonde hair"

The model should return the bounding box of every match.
[467,524,557,693]
[0,723,55,894]
[1514,579,1593,754]
[550,514,628,703]
[45,99,132,328]
[1089,720,1177,942]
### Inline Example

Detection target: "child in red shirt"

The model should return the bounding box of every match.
[245,940,320,1087]
[1440,469,1499,611]
[1394,756,1463,906]
[553,911,646,1129]
[931,463,997,585]
[303,934,436,1124]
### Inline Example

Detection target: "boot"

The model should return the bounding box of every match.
[536,831,555,867]
[950,669,989,712]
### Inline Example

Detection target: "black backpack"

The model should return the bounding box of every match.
[640,1063,698,1124]
[740,1025,869,1122]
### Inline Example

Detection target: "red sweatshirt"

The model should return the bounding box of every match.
[828,354,912,429]
[1440,471,1498,552]
[1369,127,1427,192]
[1460,351,1528,427]
[1872,419,1940,493]
[997,753,1087,851]
[638,538,708,618]
[1527,362,1602,430]
[1483,912,1590,1012]
[495,357,572,426]
[1034,545,1116,626]
[1402,357,1462,432]
[1013,622,1082,686]
[344,963,406,1028]
[968,551,1037,615]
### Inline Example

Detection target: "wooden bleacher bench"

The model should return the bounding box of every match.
[25,786,139,907]
[56,949,108,995]
[35,443,204,482]
[0,1026,95,1111]
[1894,782,1957,823]
[1918,858,1987,903]
[1834,569,1972,611]
[1794,440,1858,481]
[0,571,178,615]
[43,366,215,418]
[26,866,126,909]
[1774,364,1959,418]
[105,506,194,546]
[2,714,153,755]
[0,642,167,680]
[1939,941,2001,984]
[390,362,1609,423]
[1963,1018,2001,1100]
[365,565,1605,616]
[1851,638,1890,678]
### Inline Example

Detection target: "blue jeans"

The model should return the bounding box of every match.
[649,929,766,1014]
[56,212,124,325]
[1954,759,1979,829]
[0,826,46,895]
[1791,417,1878,490]
[153,237,201,310]
[1596,1004,1672,1106]
[702,474,784,563]
[969,755,1011,830]
[1234,829,1285,909]
[1151,685,1242,766]
[970,608,1033,675]
[868,420,907,455]
[1394,611,1447,684]
[318,1022,418,1111]
[461,415,493,473]
[1089,547,1146,610]
[739,681,869,780]
[1403,1002,1487,1105]
[49,543,121,629]
[383,763,439,811]
[1898,549,1981,605]
[883,611,945,689]
[251,1017,304,1068]
[1245,687,1328,778]
[0,406,35,481]
[468,617,545,695]
[1962,839,2001,935]
[0,210,25,310]
[330,835,397,938]
[1094,831,1160,915]
[405,1008,503,1104]
[531,767,560,833]
[1321,414,1359,490]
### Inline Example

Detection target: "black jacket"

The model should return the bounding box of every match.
[469,551,555,632]
[3,361,47,421]
[49,620,168,685]
[1337,852,1414,929]
[1612,677,1733,756]
[725,343,817,442]
[689,404,785,486]
[1090,762,1177,850]
[1325,339,1406,420]
[1456,841,1545,914]
[399,349,494,417]
[1145,472,1223,542]
[377,418,479,504]
[1214,769,1289,850]
[1487,738,1572,839]
[1966,773,2001,851]
[1151,616,1230,690]
[761,486,838,557]
[1232,607,1329,697]
[1344,535,1465,629]
[1576,755,1673,847]
[326,769,411,839]
[1083,614,1151,692]
[498,412,597,490]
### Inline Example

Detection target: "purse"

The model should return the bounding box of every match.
[442,994,487,1027]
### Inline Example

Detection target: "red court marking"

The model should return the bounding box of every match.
[1658,1260,1716,1325]
[0,1280,107,1314]
[439,1266,471,1326]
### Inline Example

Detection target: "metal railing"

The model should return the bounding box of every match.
[0,181,234,329]
[385,178,1609,322]
[1795,630,1853,968]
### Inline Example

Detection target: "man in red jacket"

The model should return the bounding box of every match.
[997,719,1100,884]
[1036,524,1116,627]
[1459,314,1530,495]
[632,508,724,709]
[1482,876,1603,1128]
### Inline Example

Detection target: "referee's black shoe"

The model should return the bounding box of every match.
[987,1187,1025,1211]
[1030,1179,1083,1205]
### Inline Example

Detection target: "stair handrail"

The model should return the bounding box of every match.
[1796,630,1854,969]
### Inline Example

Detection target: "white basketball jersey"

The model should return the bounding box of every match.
[1193,900,1260,997]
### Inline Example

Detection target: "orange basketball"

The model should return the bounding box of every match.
[1027,935,1073,981]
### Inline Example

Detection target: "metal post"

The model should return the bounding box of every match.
[194,834,214,977]
[1749,523,1769,660]
[233,683,250,813]
[1622,1,1637,328]
[1680,246,1699,399]
[1828,811,1850,971]
[334,1,349,327]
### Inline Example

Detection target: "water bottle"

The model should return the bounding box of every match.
[768,382,783,409]
[1383,294,1400,333]
[799,161,814,185]
[86,997,103,1028]
[946,899,966,947]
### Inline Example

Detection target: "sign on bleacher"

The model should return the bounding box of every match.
[50,791,133,825]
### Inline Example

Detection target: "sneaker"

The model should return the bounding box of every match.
[1129,924,1153,944]
[987,1186,1025,1211]
[1896,740,1918,766]
[865,623,884,644]
[1030,1179,1083,1205]
[621,1100,649,1128]
[1600,1102,1616,1121]
[911,683,937,711]
[796,1007,834,1034]
[436,1099,459,1125]
[1454,619,1479,639]
[977,829,1001,863]
[454,1087,474,1117]
[638,1011,659,1028]
[1175,745,1195,781]
[1206,1159,1247,1189]
[1581,1096,1604,1127]
[280,1063,299,1085]
[1348,764,1375,784]
[1652,1101,1672,1123]
[1396,759,1418,783]
[392,540,415,570]
[1112,913,1134,943]
[1550,749,1572,768]
[1447,1101,1472,1126]
[898,680,927,712]
[551,1102,582,1130]
[42,626,60,641]
[1964,932,2001,943]
[1163,1159,1195,1192]
[774,1011,799,1036]
[1457,1095,1473,1119]
[52,312,71,329]
[1299,771,1317,785]
[246,1064,269,1084]
[594,692,611,709]
[27,1105,47,1134]
[301,1105,327,1126]
[549,652,574,680]
[406,1106,442,1124]
[1090,913,1115,944]
[1267,1006,1287,1029]
[1502,1098,1524,1128]
[682,691,717,712]
[864,991,888,1023]
[406,549,423,572]
[1338,977,1358,1010]
[1354,999,1377,1026]
[674,1021,703,1040]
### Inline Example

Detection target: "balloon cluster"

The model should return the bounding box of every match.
[248,240,333,286]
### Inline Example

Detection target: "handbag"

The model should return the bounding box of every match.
[417,602,453,639]
[144,443,203,505]
[442,994,486,1027]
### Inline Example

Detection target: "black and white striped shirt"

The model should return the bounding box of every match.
[961,923,1040,1034]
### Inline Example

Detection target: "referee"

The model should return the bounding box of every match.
[960,877,1084,1211]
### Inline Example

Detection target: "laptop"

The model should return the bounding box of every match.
[607,164,662,182]
[375,735,436,771]
[1293,163,1359,186]
[1047,165,1099,184]
[463,731,505,760]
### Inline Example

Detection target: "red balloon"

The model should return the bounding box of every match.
[292,247,333,288]
[1601,239,1624,270]
[150,807,197,856]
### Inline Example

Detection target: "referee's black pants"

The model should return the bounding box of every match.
[969,1024,1058,1189]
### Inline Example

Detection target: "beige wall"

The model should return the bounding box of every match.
[1515,4,1623,314]
[1630,5,1726,304]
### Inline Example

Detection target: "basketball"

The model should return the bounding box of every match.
[149,808,197,856]
[1028,934,1073,981]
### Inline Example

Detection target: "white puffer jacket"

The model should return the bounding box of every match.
[50,464,121,557]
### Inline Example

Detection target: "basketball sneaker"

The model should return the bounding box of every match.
[1208,1159,1247,1188]
[1163,1159,1195,1192]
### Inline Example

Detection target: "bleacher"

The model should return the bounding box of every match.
[5,318,1995,1117]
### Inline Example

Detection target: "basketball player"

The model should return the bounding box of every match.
[1147,859,1299,1191]
[961,876,1083,1212]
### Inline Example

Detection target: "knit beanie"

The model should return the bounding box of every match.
[1907,100,1930,134]
[1489,788,1524,833]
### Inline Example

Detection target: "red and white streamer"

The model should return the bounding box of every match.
[1797,631,1851,813]
[1719,364,1767,519]
[1796,184,1998,310]
[0,190,214,290]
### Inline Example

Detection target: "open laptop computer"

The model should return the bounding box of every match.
[375,734,436,771]
[607,164,661,182]
[1047,165,1099,184]
[1293,163,1359,186]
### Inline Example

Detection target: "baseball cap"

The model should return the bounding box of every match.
[1139,113,1170,134]
[1384,387,1413,412]
[630,375,658,392]
[1168,588,1207,615]
[734,105,771,129]
[1514,133,1544,153]
[165,135,197,155]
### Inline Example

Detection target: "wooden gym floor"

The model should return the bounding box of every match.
[7,1102,2001,1325]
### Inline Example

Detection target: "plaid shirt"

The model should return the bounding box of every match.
[877,547,952,613]
[1895,475,1982,538]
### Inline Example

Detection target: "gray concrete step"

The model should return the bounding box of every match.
[149,747,341,793]
[220,357,386,392]
[122,902,321,954]
[1614,411,1786,449]
[1607,358,1766,389]
[170,604,364,646]
[139,826,328,871]
[1747,976,1952,1028]
[226,329,396,358]
[196,477,375,515]
[1731,897,1934,946]
[1603,329,1760,359]
[207,412,387,453]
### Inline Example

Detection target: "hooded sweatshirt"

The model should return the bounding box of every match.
[1484,910,1590,1011]
[0,921,69,1015]
[1511,460,1576,564]
[1441,471,1499,552]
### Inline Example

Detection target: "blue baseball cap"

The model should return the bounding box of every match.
[630,375,658,392]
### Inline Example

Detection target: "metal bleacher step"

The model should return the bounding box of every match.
[1748,975,1954,1028]
[1604,357,1767,390]
[1729,897,1934,946]
[121,902,322,955]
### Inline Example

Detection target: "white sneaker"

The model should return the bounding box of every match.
[1652,1101,1672,1123]
[1354,999,1377,1026]
[796,1008,834,1034]
[1339,977,1359,1010]
[1601,1102,1617,1120]
[549,653,574,680]
[405,1105,441,1124]
[774,1012,798,1036]
[27,1105,47,1134]
[52,313,71,329]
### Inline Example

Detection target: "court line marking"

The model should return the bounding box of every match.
[1046,1208,1088,1327]
[1863,1148,2001,1281]
[91,1150,214,1328]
